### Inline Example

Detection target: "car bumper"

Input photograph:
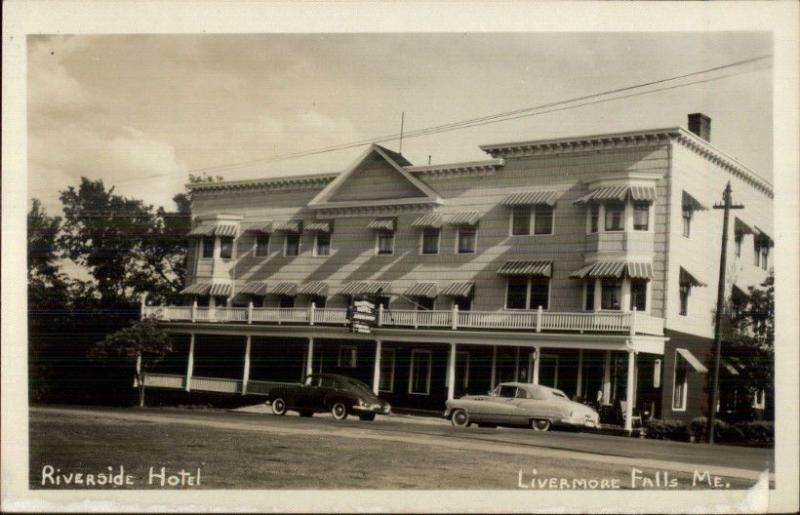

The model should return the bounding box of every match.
[352,404,391,415]
[560,416,600,429]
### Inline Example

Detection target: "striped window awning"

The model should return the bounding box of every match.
[569,261,653,279]
[497,260,552,277]
[439,281,475,298]
[682,191,708,211]
[241,221,273,234]
[340,281,392,296]
[732,283,750,299]
[502,190,561,207]
[367,218,396,232]
[411,213,444,229]
[574,185,656,204]
[187,221,239,238]
[180,282,211,295]
[404,282,438,298]
[240,281,270,295]
[273,220,303,233]
[297,281,329,297]
[734,217,754,236]
[305,221,333,233]
[676,348,709,373]
[446,211,481,226]
[753,226,774,247]
[270,282,298,296]
[679,267,707,287]
[721,358,741,376]
[209,283,233,297]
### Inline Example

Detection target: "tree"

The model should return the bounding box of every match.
[720,272,774,418]
[28,199,69,308]
[89,317,173,407]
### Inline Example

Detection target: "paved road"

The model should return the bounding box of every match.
[31,405,773,482]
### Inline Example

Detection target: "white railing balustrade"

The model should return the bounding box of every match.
[190,376,242,394]
[143,373,184,389]
[144,303,663,335]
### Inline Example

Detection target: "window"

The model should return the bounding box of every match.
[337,345,357,368]
[584,281,595,311]
[279,296,294,308]
[454,297,472,311]
[511,206,531,235]
[735,234,742,258]
[310,296,326,309]
[672,351,689,411]
[753,239,760,266]
[506,277,550,310]
[633,202,650,231]
[376,231,394,255]
[284,233,300,256]
[375,296,391,310]
[378,348,395,392]
[533,206,554,235]
[409,350,432,395]
[630,279,647,311]
[201,237,215,258]
[457,226,477,254]
[590,205,600,233]
[255,234,270,257]
[416,297,435,311]
[679,284,690,316]
[529,278,550,310]
[495,385,517,398]
[421,228,440,254]
[752,389,766,410]
[314,232,331,256]
[604,202,624,231]
[760,246,769,271]
[600,279,622,310]
[506,276,529,309]
[219,237,234,259]
[682,208,692,238]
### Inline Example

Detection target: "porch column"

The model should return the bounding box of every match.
[532,346,541,385]
[185,333,195,392]
[602,350,611,405]
[593,279,602,311]
[490,346,497,388]
[514,347,520,381]
[209,295,216,320]
[305,337,314,378]
[372,340,382,395]
[447,343,457,400]
[134,353,142,387]
[242,335,251,395]
[576,349,584,399]
[621,278,631,313]
[625,350,636,432]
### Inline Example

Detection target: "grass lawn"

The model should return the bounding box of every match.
[29,410,758,489]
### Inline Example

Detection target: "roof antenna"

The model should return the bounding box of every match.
[398,111,405,156]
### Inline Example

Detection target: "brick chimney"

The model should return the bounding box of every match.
[687,113,711,142]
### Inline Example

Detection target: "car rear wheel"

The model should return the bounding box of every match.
[531,418,551,431]
[358,413,376,421]
[331,402,348,420]
[272,398,287,416]
[451,409,470,427]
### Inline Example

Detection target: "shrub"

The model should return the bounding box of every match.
[644,418,691,441]
[733,420,774,444]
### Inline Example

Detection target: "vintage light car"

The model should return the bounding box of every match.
[267,373,391,421]
[444,382,599,432]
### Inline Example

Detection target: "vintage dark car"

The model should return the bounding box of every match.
[267,373,391,421]
[444,382,600,432]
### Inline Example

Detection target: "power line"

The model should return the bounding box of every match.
[30,54,771,197]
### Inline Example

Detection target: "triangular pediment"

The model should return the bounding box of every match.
[308,144,441,208]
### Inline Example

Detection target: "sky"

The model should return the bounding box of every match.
[28,32,773,217]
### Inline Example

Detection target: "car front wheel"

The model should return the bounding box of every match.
[272,398,287,416]
[451,409,470,427]
[331,402,348,420]
[531,418,551,431]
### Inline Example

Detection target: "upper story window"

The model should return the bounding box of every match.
[589,205,600,233]
[421,228,440,255]
[584,281,595,311]
[337,345,357,368]
[679,283,690,316]
[601,279,622,310]
[314,232,331,257]
[630,279,647,311]
[376,231,394,255]
[604,202,624,232]
[454,296,472,312]
[672,351,689,411]
[279,295,295,308]
[511,206,531,235]
[416,297,435,311]
[754,236,771,270]
[201,237,215,258]
[506,276,550,310]
[633,202,650,231]
[456,226,477,254]
[284,233,300,256]
[534,206,554,235]
[734,234,742,258]
[682,207,693,238]
[511,205,554,236]
[255,233,270,257]
[219,237,234,259]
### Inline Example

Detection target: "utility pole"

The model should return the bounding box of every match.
[398,112,405,156]
[707,181,743,444]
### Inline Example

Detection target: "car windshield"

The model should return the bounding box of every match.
[339,377,374,397]
[552,390,568,399]
[492,385,518,398]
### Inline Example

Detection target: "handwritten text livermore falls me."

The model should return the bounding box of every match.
[516,468,734,489]
[40,465,201,487]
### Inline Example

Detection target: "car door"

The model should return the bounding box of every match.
[292,375,320,411]
[513,385,563,421]
[481,385,521,424]
[314,375,338,411]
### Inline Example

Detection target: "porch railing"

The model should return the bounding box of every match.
[142,304,663,335]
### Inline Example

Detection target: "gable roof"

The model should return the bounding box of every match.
[307,143,441,209]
